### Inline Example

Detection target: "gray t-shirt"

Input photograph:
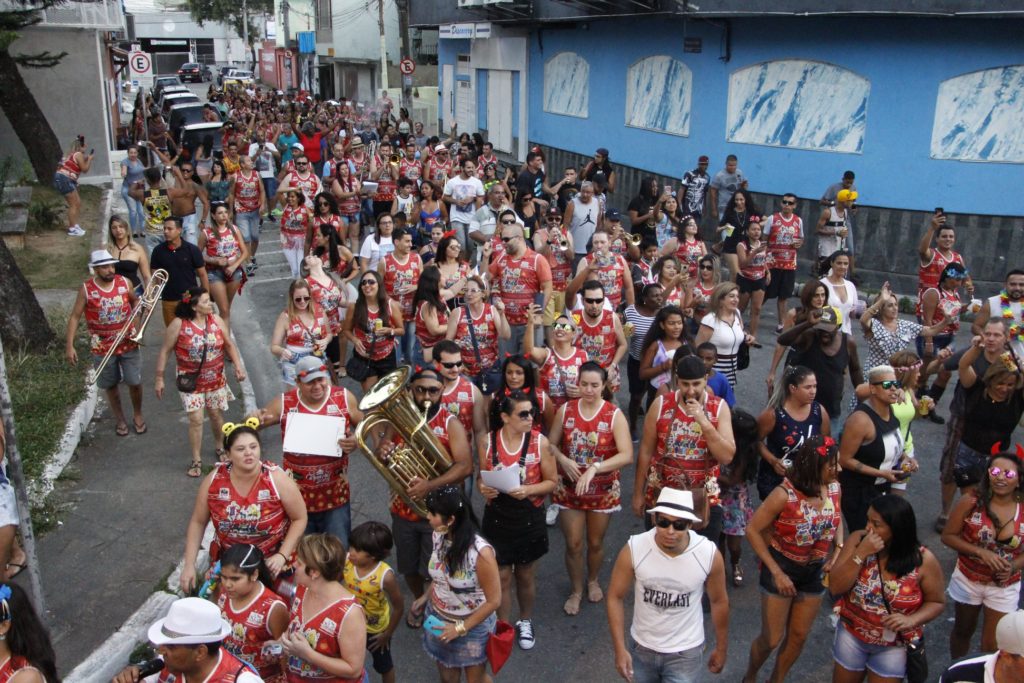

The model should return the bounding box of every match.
[711,169,745,213]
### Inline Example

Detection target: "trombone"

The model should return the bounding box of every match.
[91,269,168,384]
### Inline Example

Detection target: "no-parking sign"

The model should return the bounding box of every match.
[399,58,415,75]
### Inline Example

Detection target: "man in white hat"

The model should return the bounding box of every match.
[65,250,146,436]
[607,487,729,682]
[939,608,1024,682]
[113,597,263,683]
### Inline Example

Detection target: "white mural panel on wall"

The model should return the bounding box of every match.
[931,66,1024,163]
[727,60,869,154]
[625,56,692,136]
[544,51,589,118]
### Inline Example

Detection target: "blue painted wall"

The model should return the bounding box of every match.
[476,69,488,131]
[526,16,1024,216]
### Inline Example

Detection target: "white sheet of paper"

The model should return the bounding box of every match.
[480,466,521,493]
[282,413,346,458]
[361,181,379,195]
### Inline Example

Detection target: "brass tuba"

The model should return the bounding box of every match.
[355,367,453,518]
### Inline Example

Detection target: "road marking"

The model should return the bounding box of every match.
[244,274,294,286]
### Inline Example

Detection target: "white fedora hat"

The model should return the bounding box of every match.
[147,597,231,646]
[646,488,702,523]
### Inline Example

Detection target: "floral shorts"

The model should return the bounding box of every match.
[180,384,234,413]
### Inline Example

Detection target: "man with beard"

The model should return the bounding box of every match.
[566,228,635,310]
[575,281,627,392]
[633,355,736,544]
[776,306,863,421]
[489,221,553,356]
[972,270,1024,357]
[468,184,512,267]
[169,161,210,247]
[65,250,145,437]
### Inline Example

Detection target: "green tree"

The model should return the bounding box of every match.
[186,0,274,66]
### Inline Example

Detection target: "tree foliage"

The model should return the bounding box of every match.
[0,0,69,67]
[186,0,274,44]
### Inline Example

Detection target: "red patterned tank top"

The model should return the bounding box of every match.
[207,462,289,561]
[553,400,622,511]
[281,387,352,513]
[769,479,841,563]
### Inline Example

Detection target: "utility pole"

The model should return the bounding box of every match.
[396,0,412,112]
[241,0,249,69]
[376,0,388,95]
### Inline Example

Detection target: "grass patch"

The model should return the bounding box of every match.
[11,184,104,289]
[8,309,88,485]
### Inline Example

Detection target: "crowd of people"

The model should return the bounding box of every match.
[33,80,1024,683]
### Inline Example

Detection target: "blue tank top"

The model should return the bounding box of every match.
[757,402,825,497]
[420,206,442,229]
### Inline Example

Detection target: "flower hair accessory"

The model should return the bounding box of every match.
[999,351,1020,374]
[222,416,261,437]
[181,291,192,304]
[893,360,922,374]
[816,436,837,457]
[442,229,456,240]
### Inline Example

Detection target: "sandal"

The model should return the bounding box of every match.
[587,581,604,603]
[406,602,425,629]
[563,592,582,616]
[115,422,130,437]
[732,564,744,587]
[133,420,148,434]
[5,562,26,580]
[187,461,203,478]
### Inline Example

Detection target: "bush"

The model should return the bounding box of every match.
[27,199,64,233]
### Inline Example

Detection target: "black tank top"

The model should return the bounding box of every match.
[839,402,901,490]
[757,403,825,496]
[791,335,849,418]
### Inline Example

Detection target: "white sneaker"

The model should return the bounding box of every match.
[67,226,85,237]
[545,506,559,526]
[516,619,535,650]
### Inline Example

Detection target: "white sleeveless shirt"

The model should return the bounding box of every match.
[628,529,717,653]
[987,293,1024,359]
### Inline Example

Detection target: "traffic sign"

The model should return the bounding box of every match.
[399,58,415,75]
[285,50,293,58]
[129,51,151,77]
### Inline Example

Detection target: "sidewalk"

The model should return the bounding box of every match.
[24,189,253,673]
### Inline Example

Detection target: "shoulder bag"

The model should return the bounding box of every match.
[176,318,209,393]
[876,556,928,683]
[465,305,502,393]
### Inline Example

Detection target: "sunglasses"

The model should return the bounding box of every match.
[871,380,900,390]
[654,516,689,531]
[553,322,574,332]
[515,409,534,420]
[990,466,1019,480]
[500,219,517,225]
[699,265,714,270]
[413,385,442,395]
[440,361,463,369]
[584,297,605,305]
[781,200,796,206]
[360,280,377,287]
[293,296,310,302]
[500,236,514,243]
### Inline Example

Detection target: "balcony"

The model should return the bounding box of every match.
[0,0,126,31]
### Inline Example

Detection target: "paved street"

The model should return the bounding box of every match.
[31,81,1022,680]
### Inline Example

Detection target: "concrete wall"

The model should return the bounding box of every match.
[521,15,1024,217]
[0,28,112,182]
[318,0,400,63]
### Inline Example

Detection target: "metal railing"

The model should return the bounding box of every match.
[1,0,126,30]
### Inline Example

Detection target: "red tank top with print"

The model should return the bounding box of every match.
[739,241,769,281]
[439,262,470,293]
[291,172,321,209]
[399,158,420,183]
[156,650,250,683]
[484,430,545,507]
[281,387,352,513]
[414,301,448,349]
[647,392,722,507]
[313,213,343,240]
[218,585,287,682]
[590,254,628,309]
[284,308,330,352]
[390,409,453,522]
[0,656,34,683]
[352,307,396,361]
[280,206,311,238]
[676,238,705,278]
[336,177,360,215]
[578,309,617,369]
[546,245,573,290]
[839,551,925,646]
[553,400,622,511]
[306,277,343,334]
[234,170,262,213]
[58,153,82,179]
[426,158,452,185]
[205,224,243,261]
[915,286,962,332]
[207,462,289,560]
[918,249,964,293]
[381,253,422,319]
[957,499,1024,585]
[286,585,364,683]
[371,157,396,202]
[175,317,226,393]
[769,479,841,563]
[440,376,475,438]
[766,212,802,271]
[540,348,588,406]
[84,275,136,356]
[454,304,498,377]
[492,250,545,326]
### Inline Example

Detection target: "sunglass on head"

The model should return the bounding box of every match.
[654,516,689,531]
[296,365,326,379]
[440,361,463,369]
[360,280,377,287]
[584,297,604,305]
[990,466,1019,480]
[553,322,574,332]
[293,296,310,302]
[871,379,900,390]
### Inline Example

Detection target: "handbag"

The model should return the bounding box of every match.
[876,556,928,683]
[737,338,751,371]
[345,319,379,382]
[176,318,209,393]
[486,619,515,674]
[465,305,502,393]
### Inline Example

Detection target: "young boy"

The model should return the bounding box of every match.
[697,342,736,407]
[343,521,405,683]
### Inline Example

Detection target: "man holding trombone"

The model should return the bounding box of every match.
[65,250,147,436]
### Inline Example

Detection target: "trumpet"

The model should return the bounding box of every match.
[91,269,168,384]
[628,233,643,246]
[389,153,401,166]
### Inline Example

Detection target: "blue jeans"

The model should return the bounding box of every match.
[305,503,352,548]
[631,640,703,683]
[120,182,145,235]
[181,213,199,245]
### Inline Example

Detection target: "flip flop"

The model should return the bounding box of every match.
[406,603,425,629]
[187,461,203,478]
[133,420,148,434]
[563,592,582,616]
[5,562,26,579]
[116,422,130,437]
[587,581,604,603]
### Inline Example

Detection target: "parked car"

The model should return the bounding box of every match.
[179,122,224,163]
[152,76,182,101]
[216,66,235,86]
[168,103,207,142]
[222,69,255,88]
[159,92,200,119]
[177,62,203,83]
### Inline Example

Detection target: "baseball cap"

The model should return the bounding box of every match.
[290,142,304,150]
[147,598,231,646]
[837,189,859,203]
[294,356,330,383]
[698,155,710,163]
[595,147,609,157]
[605,208,621,221]
[89,250,118,268]
[997,610,1024,656]
[815,305,843,330]
[646,488,702,523]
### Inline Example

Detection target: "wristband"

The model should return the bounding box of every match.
[455,620,467,636]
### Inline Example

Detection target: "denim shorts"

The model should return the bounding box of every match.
[53,172,77,195]
[235,210,261,242]
[421,604,495,669]
[92,348,142,389]
[630,640,703,683]
[207,267,243,285]
[304,502,351,549]
[832,623,906,678]
[0,482,18,527]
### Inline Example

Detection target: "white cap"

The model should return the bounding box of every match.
[147,598,231,646]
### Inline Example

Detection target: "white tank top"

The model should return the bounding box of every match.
[988,293,1024,358]
[628,529,716,653]
[568,197,599,255]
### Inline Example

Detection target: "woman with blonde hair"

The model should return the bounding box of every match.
[55,134,93,236]
[696,281,755,387]
[270,279,332,386]
[106,214,151,295]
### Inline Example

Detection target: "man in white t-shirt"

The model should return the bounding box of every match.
[442,157,485,259]
[607,488,729,682]
[468,184,511,267]
[248,139,279,221]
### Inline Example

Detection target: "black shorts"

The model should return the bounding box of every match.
[482,496,549,566]
[737,274,767,294]
[391,513,432,578]
[368,643,394,674]
[627,355,647,395]
[765,268,796,300]
[369,349,398,379]
[759,546,826,596]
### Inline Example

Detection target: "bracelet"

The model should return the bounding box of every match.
[852,555,864,566]
[275,552,288,562]
[454,620,467,636]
